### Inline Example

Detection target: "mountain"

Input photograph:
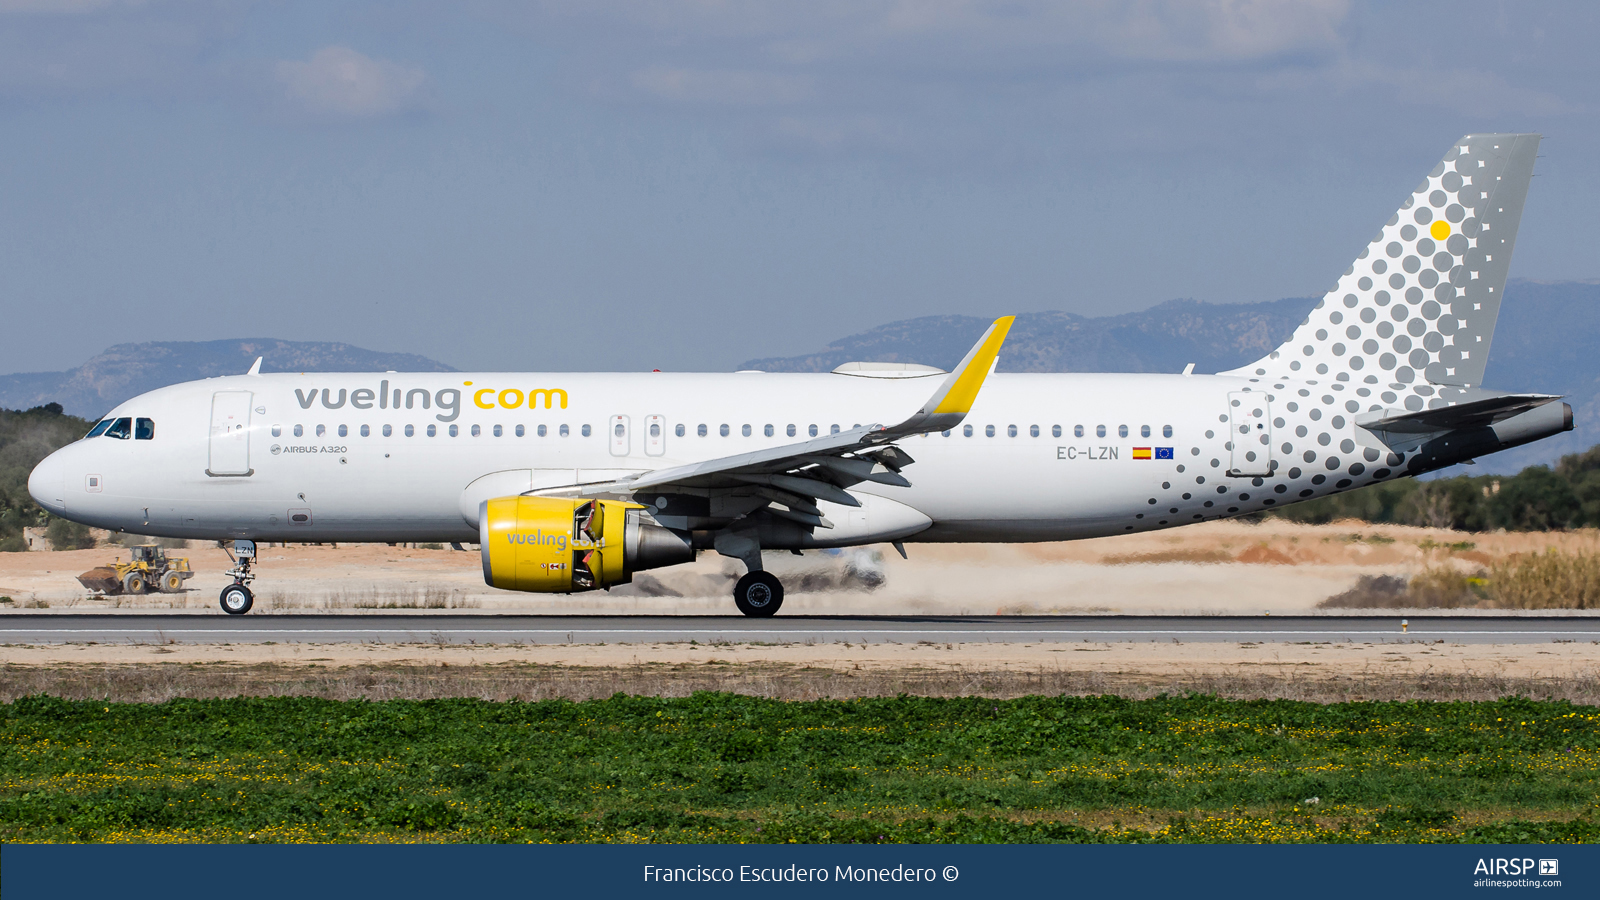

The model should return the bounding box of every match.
[741,297,1315,376]
[741,281,1600,474]
[0,339,455,419]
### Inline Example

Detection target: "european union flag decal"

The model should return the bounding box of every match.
[1154,447,1174,460]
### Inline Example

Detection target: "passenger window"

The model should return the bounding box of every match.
[1118,425,1129,438]
[404,425,415,437]
[615,423,625,437]
[338,424,348,437]
[492,425,502,437]
[316,425,326,437]
[986,425,996,437]
[742,424,752,437]
[1052,425,1061,438]
[270,424,281,438]
[427,425,438,437]
[361,425,371,437]
[809,425,818,437]
[515,425,524,437]
[650,423,660,437]
[536,425,545,437]
[963,425,973,437]
[1029,425,1039,437]
[87,419,113,438]
[560,425,570,437]
[581,424,591,437]
[1074,425,1083,438]
[698,424,708,437]
[1008,425,1019,437]
[720,424,730,437]
[676,424,686,437]
[448,425,458,437]
[1140,425,1151,438]
[104,418,132,440]
[1095,425,1106,438]
[786,424,796,437]
[941,430,951,437]
[830,424,840,434]
[383,424,393,437]
[135,418,155,440]
[473,425,482,437]
[764,424,775,437]
[1163,424,1173,438]
[294,425,304,438]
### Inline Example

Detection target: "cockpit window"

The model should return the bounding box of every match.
[103,417,133,440]
[86,419,113,438]
[135,418,155,440]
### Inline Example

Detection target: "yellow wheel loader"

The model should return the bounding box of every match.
[76,544,195,595]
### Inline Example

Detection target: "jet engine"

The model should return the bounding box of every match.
[479,496,695,593]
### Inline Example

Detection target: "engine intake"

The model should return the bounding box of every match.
[479,496,694,593]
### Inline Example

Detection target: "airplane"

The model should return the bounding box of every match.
[29,133,1570,617]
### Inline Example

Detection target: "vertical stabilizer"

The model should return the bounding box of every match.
[1227,134,1540,390]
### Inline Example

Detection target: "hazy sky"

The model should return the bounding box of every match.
[2,1,1596,374]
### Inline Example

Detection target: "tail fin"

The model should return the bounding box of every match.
[1227,134,1540,389]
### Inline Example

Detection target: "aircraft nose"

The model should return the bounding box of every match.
[28,450,67,515]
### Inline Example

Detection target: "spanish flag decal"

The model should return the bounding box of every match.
[1132,447,1152,460]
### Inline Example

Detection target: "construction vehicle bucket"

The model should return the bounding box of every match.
[77,567,122,594]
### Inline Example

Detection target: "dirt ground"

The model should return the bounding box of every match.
[3,636,1596,704]
[4,631,1598,704]
[3,519,1599,616]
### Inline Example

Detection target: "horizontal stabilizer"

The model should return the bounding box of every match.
[1355,393,1560,435]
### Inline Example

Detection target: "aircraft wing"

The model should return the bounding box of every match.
[1354,393,1561,435]
[571,316,1014,526]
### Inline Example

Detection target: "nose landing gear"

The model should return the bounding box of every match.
[219,539,257,615]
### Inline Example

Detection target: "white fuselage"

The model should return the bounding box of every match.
[28,369,1403,547]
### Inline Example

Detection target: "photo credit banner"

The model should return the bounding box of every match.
[1,843,1594,899]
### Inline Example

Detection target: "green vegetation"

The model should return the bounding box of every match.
[0,404,96,551]
[1265,445,1600,531]
[3,694,1596,844]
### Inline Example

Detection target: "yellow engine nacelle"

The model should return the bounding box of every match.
[479,496,695,593]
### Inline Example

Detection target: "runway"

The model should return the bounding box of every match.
[2,613,1597,645]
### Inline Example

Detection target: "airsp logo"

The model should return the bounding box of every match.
[1474,858,1551,876]
[270,445,281,456]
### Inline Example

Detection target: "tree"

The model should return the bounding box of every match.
[1489,465,1581,531]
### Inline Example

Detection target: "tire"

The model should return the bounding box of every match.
[219,583,254,615]
[161,571,184,593]
[732,571,783,617]
[122,572,147,595]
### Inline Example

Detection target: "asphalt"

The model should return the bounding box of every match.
[2,613,1598,645]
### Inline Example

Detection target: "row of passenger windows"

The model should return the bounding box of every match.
[273,423,590,438]
[86,417,155,440]
[269,421,1179,440]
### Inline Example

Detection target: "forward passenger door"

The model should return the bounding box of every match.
[208,391,254,477]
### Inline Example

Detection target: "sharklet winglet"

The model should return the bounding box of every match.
[887,315,1014,437]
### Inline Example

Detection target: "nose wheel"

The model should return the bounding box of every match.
[219,583,254,615]
[733,571,783,617]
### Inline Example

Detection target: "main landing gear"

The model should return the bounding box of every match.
[715,531,784,617]
[219,539,257,615]
[733,571,784,618]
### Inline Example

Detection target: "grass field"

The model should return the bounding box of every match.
[3,693,1597,844]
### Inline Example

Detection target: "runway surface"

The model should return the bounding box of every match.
[2,613,1598,645]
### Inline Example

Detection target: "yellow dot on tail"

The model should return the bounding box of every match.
[1430,220,1450,240]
